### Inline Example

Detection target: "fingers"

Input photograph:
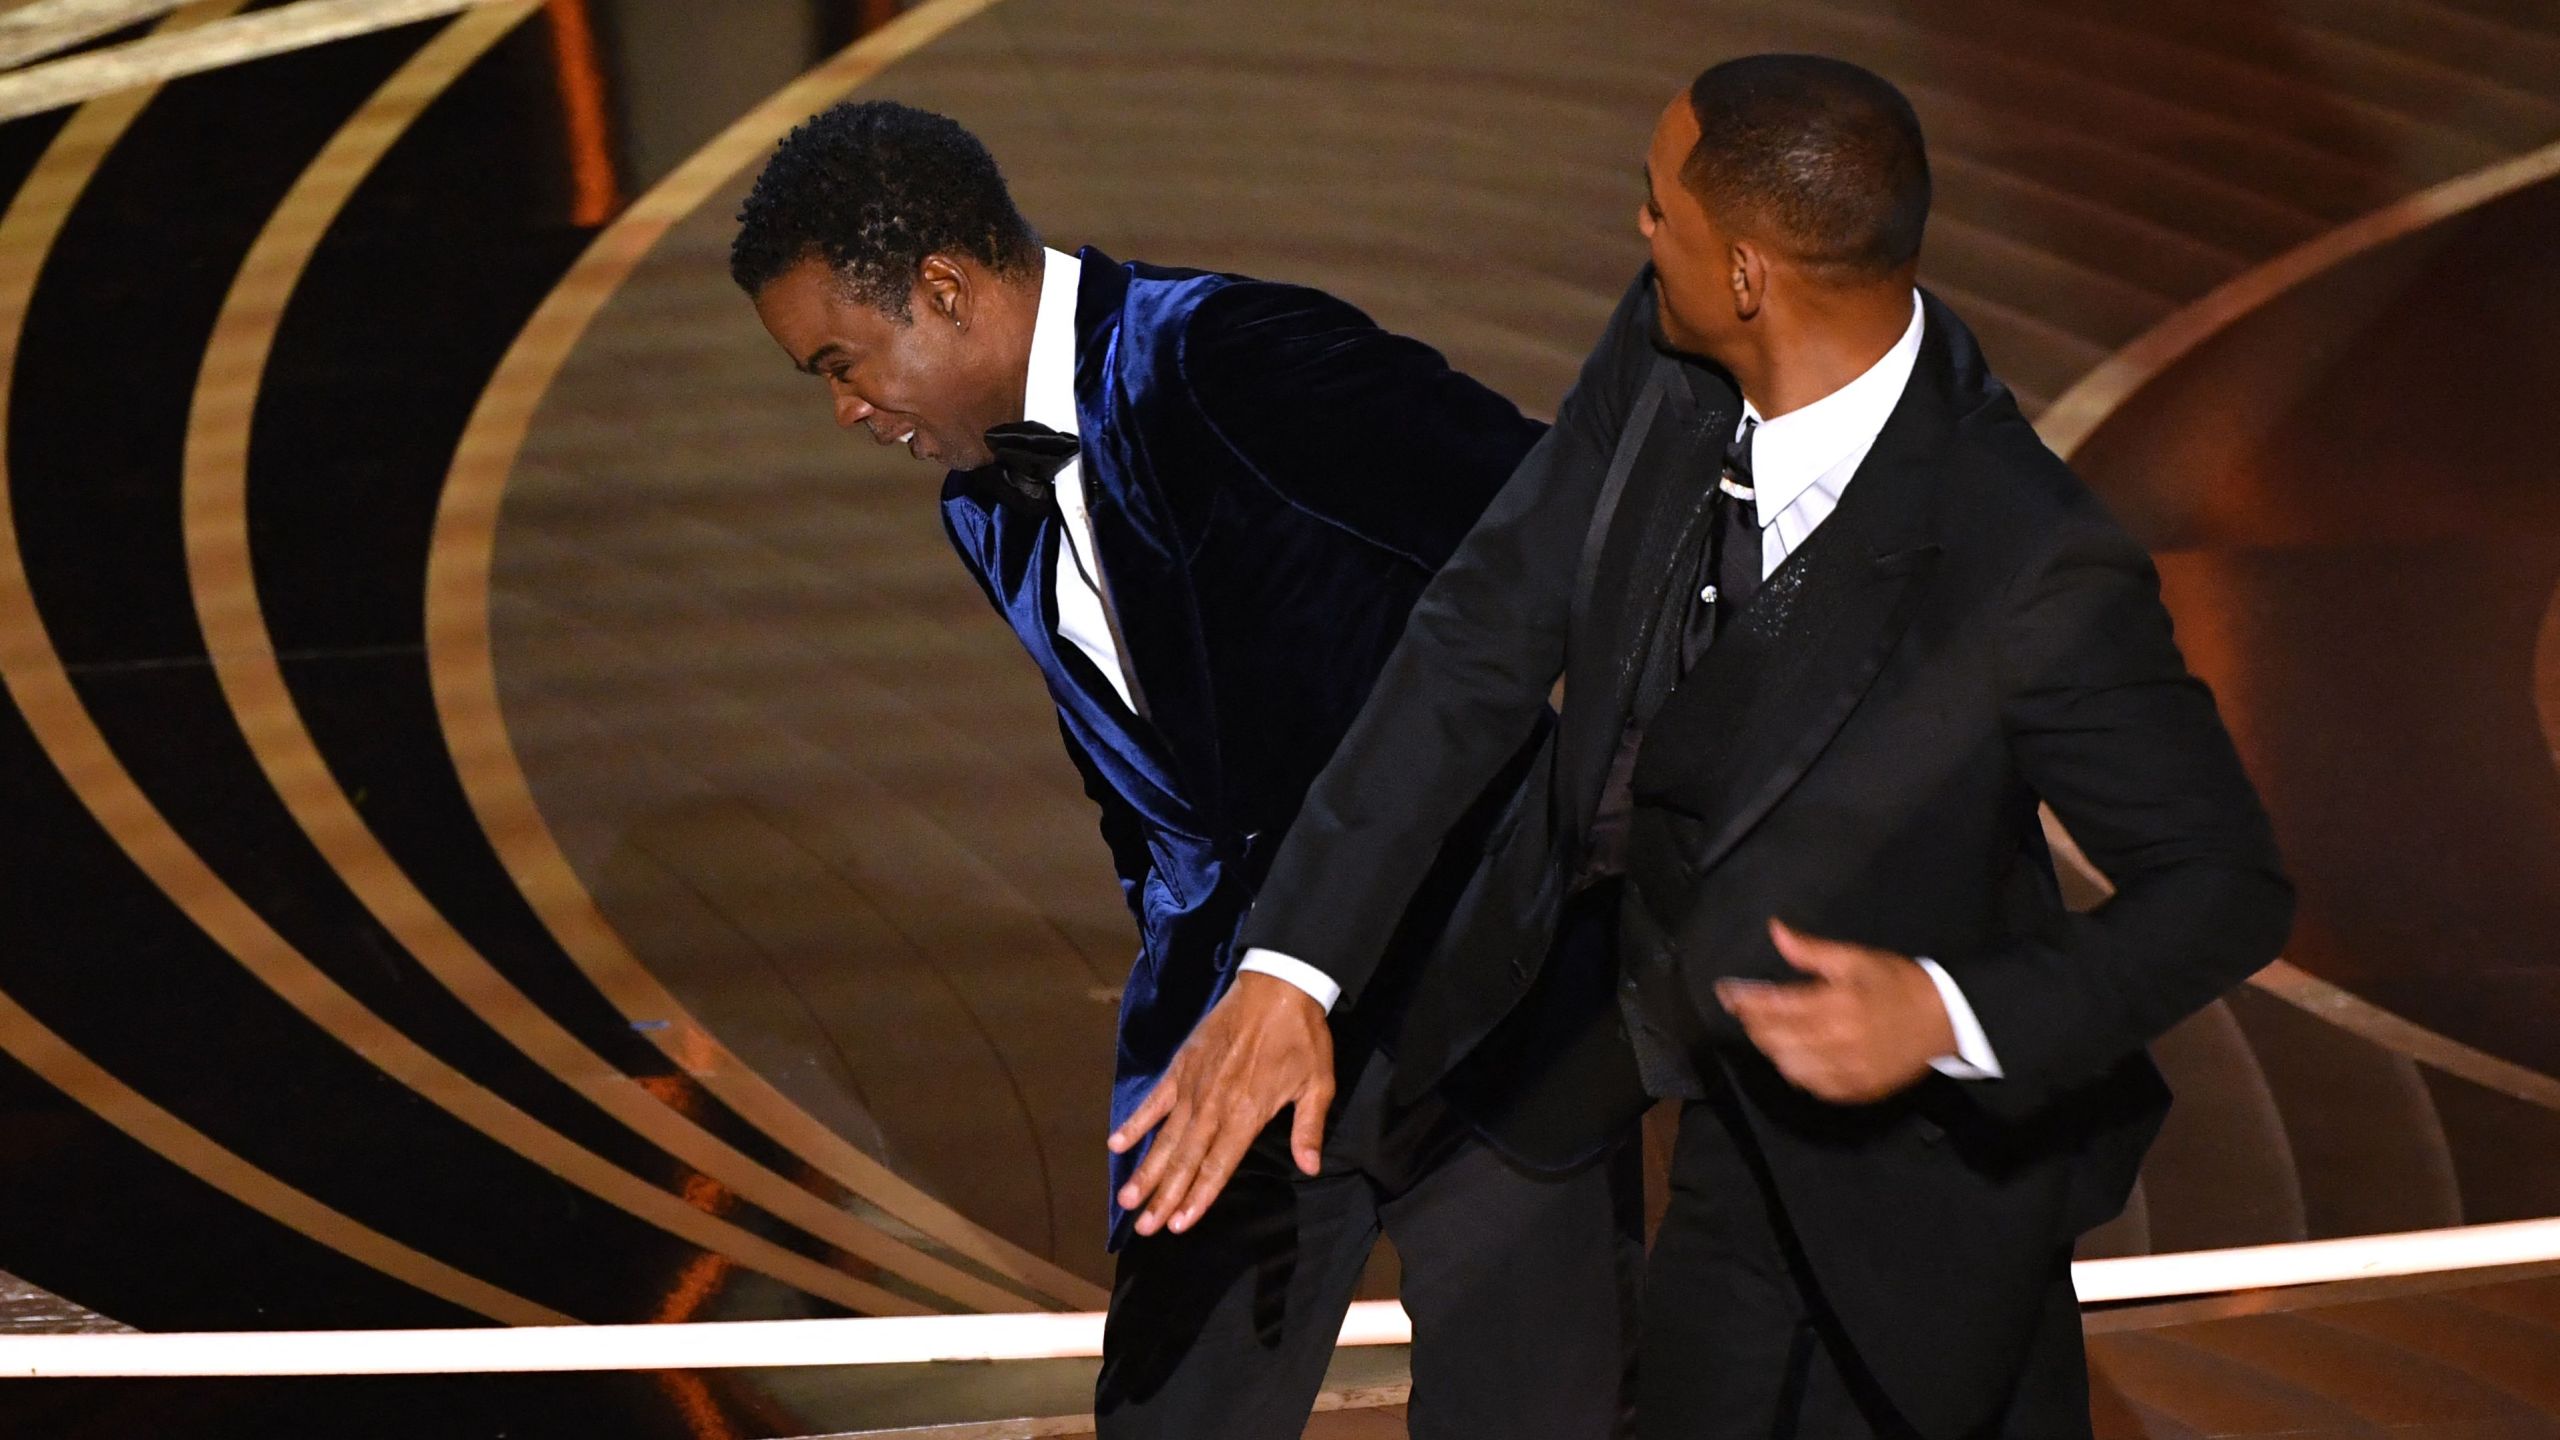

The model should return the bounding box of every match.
[1159,1072,1334,1232]
[1770,918,1911,990]
[1163,1114,1259,1233]
[1717,978,1824,1029]
[1136,1102,1229,1236]
[1115,975,1341,1234]
[1769,917,1867,983]
[1725,983,1922,1105]
[1737,1010,1860,1100]
[1721,978,1870,1101]
[1116,1084,1202,1223]
[1767,917,1817,970]
[1732,998,1856,1060]
[1109,1077,1178,1155]
[1287,1078,1332,1177]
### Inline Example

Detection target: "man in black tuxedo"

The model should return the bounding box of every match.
[733,103,1634,1440]
[1111,56,2293,1438]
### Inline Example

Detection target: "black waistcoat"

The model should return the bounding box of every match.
[1613,467,1870,1094]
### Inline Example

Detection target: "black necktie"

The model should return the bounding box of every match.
[982,420,1081,512]
[1680,417,1759,673]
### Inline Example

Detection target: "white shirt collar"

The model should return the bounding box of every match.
[1738,290,1924,518]
[1024,246,1082,438]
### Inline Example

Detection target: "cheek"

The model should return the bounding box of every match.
[884,340,971,426]
[1674,271,1712,319]
[1654,271,1705,342]
[863,355,943,425]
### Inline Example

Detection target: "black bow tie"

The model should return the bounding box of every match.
[983,420,1081,511]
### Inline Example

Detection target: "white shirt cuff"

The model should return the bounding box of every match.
[1237,949,1342,1014]
[1916,958,2003,1080]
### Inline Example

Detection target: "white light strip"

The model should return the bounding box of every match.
[2072,1215,2560,1302]
[0,1,193,73]
[0,0,518,125]
[2,1217,2556,1377]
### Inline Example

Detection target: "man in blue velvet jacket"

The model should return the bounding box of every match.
[733,102,1634,1440]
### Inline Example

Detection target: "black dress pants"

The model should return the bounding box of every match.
[1639,1088,2091,1440]
[1096,1050,1641,1440]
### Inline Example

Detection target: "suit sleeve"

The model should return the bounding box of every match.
[1234,271,1658,1009]
[1956,510,2295,1098]
[1180,280,1548,571]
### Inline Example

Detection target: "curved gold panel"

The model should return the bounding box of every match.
[0,986,567,1324]
[0,0,564,1328]
[2039,137,2560,460]
[178,0,1041,1318]
[0,2,931,1319]
[424,0,1103,1310]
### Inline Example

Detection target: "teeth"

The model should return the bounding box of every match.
[897,429,916,443]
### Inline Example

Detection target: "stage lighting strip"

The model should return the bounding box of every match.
[0,0,195,71]
[0,0,522,123]
[0,1217,2554,1377]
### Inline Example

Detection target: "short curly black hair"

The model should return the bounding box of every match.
[730,100,1040,315]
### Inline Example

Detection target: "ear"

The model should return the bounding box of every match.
[918,253,971,332]
[1730,239,1768,322]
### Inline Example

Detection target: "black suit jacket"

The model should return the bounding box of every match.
[1239,271,2294,1437]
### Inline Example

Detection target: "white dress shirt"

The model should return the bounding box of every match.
[1240,290,2003,1080]
[1027,247,1141,713]
[1026,248,1345,1006]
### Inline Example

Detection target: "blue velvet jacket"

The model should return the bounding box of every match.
[939,250,1544,1243]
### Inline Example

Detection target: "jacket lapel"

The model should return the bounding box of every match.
[1642,304,1965,882]
[1673,536,1939,879]
[1559,347,1738,830]
[1067,249,1228,833]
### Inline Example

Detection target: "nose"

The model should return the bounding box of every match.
[1636,201,1656,241]
[831,386,874,431]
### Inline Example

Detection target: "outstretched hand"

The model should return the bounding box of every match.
[1715,919,1957,1104]
[1108,972,1335,1236]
